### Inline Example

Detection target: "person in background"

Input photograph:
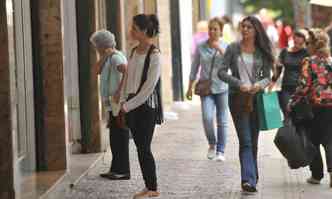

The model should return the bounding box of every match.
[270,30,309,119]
[288,28,332,188]
[121,14,162,198]
[191,20,209,57]
[222,15,237,44]
[186,17,230,162]
[218,16,274,193]
[90,30,130,180]
[325,21,332,55]
[276,19,288,49]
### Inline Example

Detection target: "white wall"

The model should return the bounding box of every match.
[61,0,82,154]
[179,0,193,93]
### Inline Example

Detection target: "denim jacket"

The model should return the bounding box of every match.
[190,40,229,94]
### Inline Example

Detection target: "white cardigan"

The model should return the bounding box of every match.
[123,50,161,112]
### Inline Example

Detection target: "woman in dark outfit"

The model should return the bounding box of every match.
[270,30,309,117]
[121,14,162,198]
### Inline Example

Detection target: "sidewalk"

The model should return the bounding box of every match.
[61,102,331,199]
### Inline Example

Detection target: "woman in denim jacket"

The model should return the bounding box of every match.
[218,16,274,193]
[186,17,230,162]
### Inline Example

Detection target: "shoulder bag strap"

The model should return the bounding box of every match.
[136,44,158,94]
[208,50,218,80]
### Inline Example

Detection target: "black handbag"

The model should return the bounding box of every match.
[274,120,318,169]
[290,98,314,124]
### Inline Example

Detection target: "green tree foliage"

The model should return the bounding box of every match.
[240,0,296,25]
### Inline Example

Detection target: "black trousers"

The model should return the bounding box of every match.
[126,104,157,191]
[109,112,130,175]
[305,107,332,180]
[278,85,297,118]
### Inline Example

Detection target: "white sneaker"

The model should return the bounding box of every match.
[214,152,226,162]
[207,148,215,160]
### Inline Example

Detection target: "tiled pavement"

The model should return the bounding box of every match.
[59,102,331,199]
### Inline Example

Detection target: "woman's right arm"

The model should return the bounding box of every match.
[218,44,243,88]
[186,47,201,99]
[272,49,285,82]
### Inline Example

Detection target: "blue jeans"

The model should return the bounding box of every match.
[229,95,259,186]
[200,92,230,153]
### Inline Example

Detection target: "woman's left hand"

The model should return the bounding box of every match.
[120,103,127,113]
[112,91,121,104]
[249,84,261,94]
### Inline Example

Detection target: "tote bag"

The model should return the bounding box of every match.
[257,91,283,131]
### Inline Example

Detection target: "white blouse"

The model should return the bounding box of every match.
[123,50,161,112]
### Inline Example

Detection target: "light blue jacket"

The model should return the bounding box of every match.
[100,51,127,101]
[190,40,229,94]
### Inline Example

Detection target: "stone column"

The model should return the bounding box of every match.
[0,0,15,198]
[156,0,174,105]
[37,0,67,170]
[76,0,102,153]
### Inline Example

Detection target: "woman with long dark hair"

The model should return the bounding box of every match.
[218,16,274,193]
[121,14,162,198]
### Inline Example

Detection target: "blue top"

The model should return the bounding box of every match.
[100,50,127,100]
[190,40,229,94]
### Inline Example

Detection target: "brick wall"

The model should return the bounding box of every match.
[0,1,15,198]
[88,1,102,153]
[38,0,67,170]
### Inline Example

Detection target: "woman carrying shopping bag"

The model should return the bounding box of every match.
[288,28,332,188]
[186,17,230,161]
[218,16,274,193]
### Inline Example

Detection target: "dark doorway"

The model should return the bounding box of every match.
[170,0,184,101]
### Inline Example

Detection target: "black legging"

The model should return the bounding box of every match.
[126,103,158,191]
[306,108,332,180]
[109,112,130,175]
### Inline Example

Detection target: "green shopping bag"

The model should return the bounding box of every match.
[257,91,283,131]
